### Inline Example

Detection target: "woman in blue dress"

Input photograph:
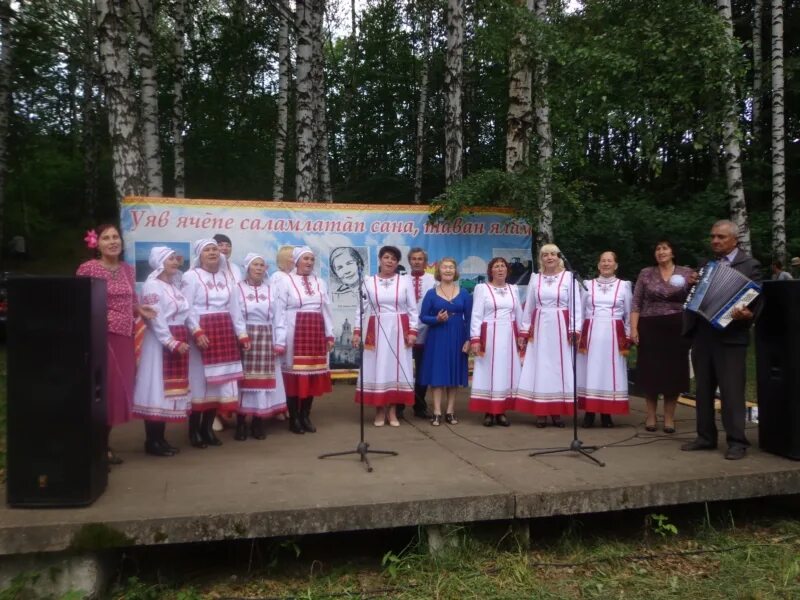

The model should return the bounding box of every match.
[419,258,473,426]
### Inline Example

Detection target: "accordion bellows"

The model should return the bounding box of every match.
[684,260,761,329]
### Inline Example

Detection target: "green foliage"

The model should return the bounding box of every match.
[648,514,679,537]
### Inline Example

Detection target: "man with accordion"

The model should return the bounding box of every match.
[681,220,762,460]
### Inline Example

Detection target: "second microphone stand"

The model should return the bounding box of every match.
[319,265,398,472]
[529,253,605,467]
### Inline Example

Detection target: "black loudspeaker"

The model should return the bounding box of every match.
[755,280,800,460]
[6,276,108,506]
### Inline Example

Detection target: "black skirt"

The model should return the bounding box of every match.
[637,313,691,397]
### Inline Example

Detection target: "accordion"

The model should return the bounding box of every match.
[684,260,761,329]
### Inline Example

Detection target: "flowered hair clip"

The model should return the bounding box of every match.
[84,229,98,249]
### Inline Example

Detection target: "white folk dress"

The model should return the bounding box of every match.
[468,283,523,414]
[272,273,334,397]
[133,278,198,421]
[236,280,288,417]
[355,274,420,406]
[515,271,582,416]
[577,277,632,414]
[181,268,247,411]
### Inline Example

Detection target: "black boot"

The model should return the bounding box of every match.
[300,397,316,433]
[251,417,266,440]
[201,409,223,446]
[582,412,596,428]
[158,422,179,454]
[601,413,614,428]
[287,396,305,434]
[235,414,248,441]
[145,421,174,457]
[189,411,207,448]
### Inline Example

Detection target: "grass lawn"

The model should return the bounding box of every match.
[98,505,800,600]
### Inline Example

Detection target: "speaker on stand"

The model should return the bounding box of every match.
[755,280,800,460]
[6,276,108,507]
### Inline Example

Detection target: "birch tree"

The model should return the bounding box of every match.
[506,0,533,175]
[752,0,763,138]
[131,0,162,196]
[172,0,186,198]
[534,0,553,244]
[311,0,333,202]
[295,0,315,201]
[97,0,145,206]
[413,5,432,205]
[444,0,464,186]
[272,0,291,200]
[0,0,11,255]
[771,0,785,261]
[716,0,751,253]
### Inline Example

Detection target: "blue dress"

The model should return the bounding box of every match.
[419,287,472,387]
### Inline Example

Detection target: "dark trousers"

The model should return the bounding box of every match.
[691,328,749,449]
[398,345,428,417]
[413,345,428,412]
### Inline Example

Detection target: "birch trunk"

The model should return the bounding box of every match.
[505,0,533,174]
[171,0,186,198]
[716,0,751,253]
[131,0,163,196]
[311,0,332,202]
[771,0,785,261]
[81,0,99,218]
[413,56,429,205]
[752,0,763,137]
[272,0,290,200]
[295,0,315,202]
[0,0,11,256]
[534,0,553,244]
[97,0,145,206]
[444,0,464,186]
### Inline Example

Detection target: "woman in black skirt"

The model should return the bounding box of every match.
[630,240,693,433]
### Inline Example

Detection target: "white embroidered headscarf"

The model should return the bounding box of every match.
[147,246,179,283]
[292,246,314,265]
[242,252,266,276]
[192,238,228,271]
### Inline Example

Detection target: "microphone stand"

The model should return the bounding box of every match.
[530,252,605,467]
[319,264,398,472]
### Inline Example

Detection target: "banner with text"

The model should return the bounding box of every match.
[121,197,533,370]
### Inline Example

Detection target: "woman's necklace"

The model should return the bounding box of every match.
[100,259,121,280]
[439,283,456,301]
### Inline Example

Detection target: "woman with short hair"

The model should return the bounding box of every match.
[578,251,633,428]
[515,243,582,427]
[418,258,472,426]
[352,245,419,427]
[630,239,693,433]
[468,257,525,427]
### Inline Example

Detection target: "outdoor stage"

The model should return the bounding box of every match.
[2,384,800,556]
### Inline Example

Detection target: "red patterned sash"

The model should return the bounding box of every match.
[163,325,189,396]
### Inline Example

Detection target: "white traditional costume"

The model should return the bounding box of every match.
[577,276,632,414]
[468,282,523,414]
[236,253,287,418]
[133,247,197,421]
[514,271,582,416]
[354,272,419,406]
[182,239,248,412]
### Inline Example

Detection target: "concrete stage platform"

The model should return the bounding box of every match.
[3,384,799,555]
